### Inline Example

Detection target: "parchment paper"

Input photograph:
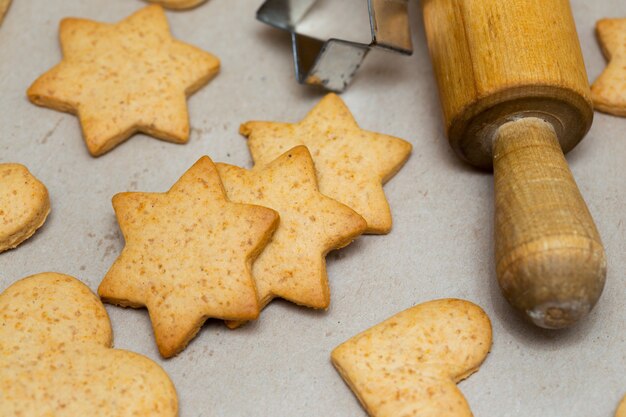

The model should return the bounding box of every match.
[0,1,624,416]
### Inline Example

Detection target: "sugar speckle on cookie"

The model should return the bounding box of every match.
[332,299,492,417]
[218,146,367,328]
[27,5,220,156]
[241,93,412,234]
[0,272,178,416]
[98,156,279,358]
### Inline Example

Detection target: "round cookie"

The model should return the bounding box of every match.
[0,163,50,253]
[0,272,178,416]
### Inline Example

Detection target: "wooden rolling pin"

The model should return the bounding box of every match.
[422,0,606,328]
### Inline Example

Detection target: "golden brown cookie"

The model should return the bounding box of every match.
[98,156,279,358]
[0,163,50,253]
[144,0,207,10]
[27,5,220,156]
[591,18,626,116]
[0,0,11,25]
[617,395,626,417]
[217,146,367,328]
[241,93,412,235]
[0,272,178,416]
[332,299,492,417]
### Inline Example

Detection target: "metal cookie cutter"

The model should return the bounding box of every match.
[256,0,413,92]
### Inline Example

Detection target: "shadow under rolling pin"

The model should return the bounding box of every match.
[422,0,607,328]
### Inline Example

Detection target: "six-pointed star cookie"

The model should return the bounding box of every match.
[98,156,279,358]
[241,93,412,234]
[217,146,367,328]
[0,273,178,417]
[591,18,626,116]
[27,5,220,156]
[332,299,492,417]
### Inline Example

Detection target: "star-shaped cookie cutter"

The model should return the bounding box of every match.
[257,0,413,92]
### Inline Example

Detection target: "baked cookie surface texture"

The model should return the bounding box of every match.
[217,146,367,328]
[27,5,220,156]
[591,18,626,116]
[331,299,492,417]
[0,163,50,253]
[241,93,412,235]
[98,156,279,358]
[0,272,178,417]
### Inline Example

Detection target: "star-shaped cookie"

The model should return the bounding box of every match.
[241,93,412,235]
[217,146,367,328]
[98,156,279,358]
[27,5,220,156]
[0,272,178,416]
[332,299,492,417]
[591,18,626,116]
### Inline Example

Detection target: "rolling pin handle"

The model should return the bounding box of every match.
[492,117,607,329]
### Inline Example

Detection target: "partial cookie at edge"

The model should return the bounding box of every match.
[591,18,626,116]
[0,0,11,25]
[0,272,178,416]
[0,164,50,253]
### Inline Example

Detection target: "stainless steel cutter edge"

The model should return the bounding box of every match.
[256,0,413,92]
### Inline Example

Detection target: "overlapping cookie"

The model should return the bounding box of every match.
[0,272,178,416]
[241,93,412,235]
[591,18,626,116]
[0,163,50,253]
[98,156,279,357]
[217,146,367,327]
[27,5,220,156]
[332,299,492,417]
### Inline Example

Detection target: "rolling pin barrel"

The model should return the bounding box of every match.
[423,0,606,328]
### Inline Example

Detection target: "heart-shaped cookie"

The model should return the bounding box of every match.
[332,299,492,417]
[0,272,178,416]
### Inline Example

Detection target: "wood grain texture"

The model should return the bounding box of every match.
[422,0,606,328]
[493,118,605,328]
[423,0,592,169]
